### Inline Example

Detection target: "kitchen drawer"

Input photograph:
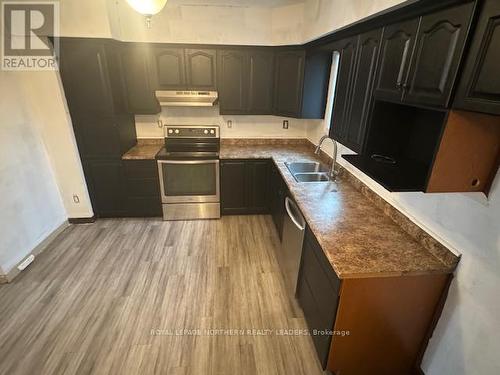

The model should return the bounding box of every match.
[123,160,158,180]
[303,228,341,299]
[126,178,160,197]
[297,227,341,369]
[297,272,336,369]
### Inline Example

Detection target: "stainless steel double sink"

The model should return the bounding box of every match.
[285,162,332,183]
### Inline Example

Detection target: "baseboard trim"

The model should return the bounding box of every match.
[69,216,96,224]
[2,220,69,283]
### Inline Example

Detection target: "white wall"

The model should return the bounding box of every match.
[0,70,68,274]
[135,107,308,139]
[302,0,406,42]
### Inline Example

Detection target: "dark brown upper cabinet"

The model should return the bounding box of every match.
[59,39,116,117]
[118,44,160,114]
[273,50,306,117]
[217,49,249,114]
[152,47,186,90]
[346,29,383,152]
[217,48,275,115]
[274,49,332,119]
[329,36,359,145]
[185,48,217,90]
[329,30,382,153]
[248,50,275,114]
[374,19,419,102]
[404,2,475,107]
[375,3,474,108]
[454,0,500,115]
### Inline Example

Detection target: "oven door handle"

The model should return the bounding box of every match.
[157,159,220,165]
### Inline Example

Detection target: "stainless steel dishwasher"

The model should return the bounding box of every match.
[278,196,306,294]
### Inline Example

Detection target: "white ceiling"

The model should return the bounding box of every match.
[168,0,304,7]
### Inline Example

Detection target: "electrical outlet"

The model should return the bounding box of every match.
[283,120,289,129]
[73,194,80,204]
[227,120,233,129]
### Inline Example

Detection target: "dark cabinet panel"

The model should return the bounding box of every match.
[248,50,275,114]
[84,160,126,217]
[246,160,269,213]
[71,116,122,159]
[152,47,186,89]
[345,29,382,153]
[118,44,160,114]
[454,0,500,115]
[220,160,248,214]
[217,50,249,114]
[220,159,270,215]
[274,50,305,117]
[59,39,115,116]
[404,2,474,107]
[329,36,359,144]
[297,228,341,369]
[301,50,333,119]
[269,163,287,240]
[123,160,162,217]
[374,19,419,102]
[185,49,217,90]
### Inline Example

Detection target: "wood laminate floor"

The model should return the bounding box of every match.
[0,216,324,375]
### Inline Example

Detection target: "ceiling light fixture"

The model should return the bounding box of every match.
[125,0,168,28]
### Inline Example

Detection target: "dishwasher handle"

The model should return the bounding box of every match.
[285,197,306,231]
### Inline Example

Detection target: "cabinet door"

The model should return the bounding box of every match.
[118,45,160,114]
[217,50,248,114]
[269,164,287,240]
[248,50,275,114]
[274,50,305,117]
[152,47,186,90]
[71,115,122,159]
[220,160,247,214]
[123,160,162,217]
[185,49,217,90]
[454,0,500,115]
[84,160,126,217]
[246,160,269,214]
[297,228,341,369]
[344,29,382,153]
[374,19,419,102]
[59,39,115,116]
[404,2,474,107]
[329,36,359,145]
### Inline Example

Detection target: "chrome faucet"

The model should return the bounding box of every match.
[315,135,338,180]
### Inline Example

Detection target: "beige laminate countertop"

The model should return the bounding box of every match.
[220,141,459,279]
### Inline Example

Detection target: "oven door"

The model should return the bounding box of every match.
[157,160,220,204]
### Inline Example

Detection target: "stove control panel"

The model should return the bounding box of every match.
[165,126,219,138]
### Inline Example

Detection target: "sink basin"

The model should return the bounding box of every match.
[293,173,330,183]
[285,162,330,174]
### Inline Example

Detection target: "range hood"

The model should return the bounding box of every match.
[155,90,218,107]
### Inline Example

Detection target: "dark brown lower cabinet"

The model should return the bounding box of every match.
[296,227,452,374]
[220,159,270,215]
[84,159,162,218]
[268,163,288,241]
[296,228,341,369]
[84,160,127,218]
[123,160,162,217]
